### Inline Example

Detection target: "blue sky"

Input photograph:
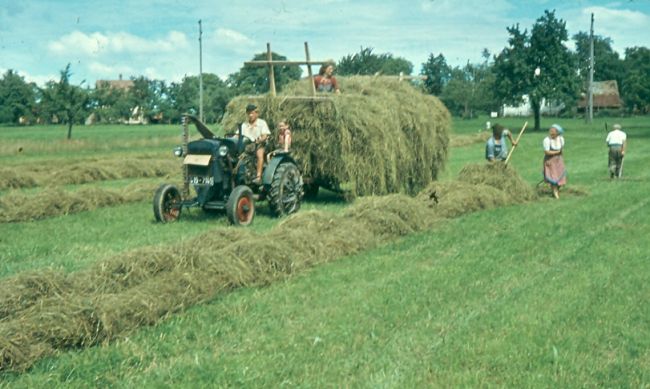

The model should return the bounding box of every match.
[1,0,649,86]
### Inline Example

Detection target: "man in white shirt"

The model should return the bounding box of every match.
[605,123,627,178]
[240,104,271,184]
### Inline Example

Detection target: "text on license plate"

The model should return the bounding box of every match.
[190,176,214,185]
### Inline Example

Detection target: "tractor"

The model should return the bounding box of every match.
[153,114,303,225]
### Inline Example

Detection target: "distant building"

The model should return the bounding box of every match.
[577,80,622,111]
[500,95,564,117]
[92,74,147,124]
[95,74,134,91]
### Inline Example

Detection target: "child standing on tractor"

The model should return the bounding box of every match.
[277,119,292,152]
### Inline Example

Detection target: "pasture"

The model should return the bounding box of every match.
[1,116,649,387]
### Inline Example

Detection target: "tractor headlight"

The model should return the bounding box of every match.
[218,145,228,157]
[173,146,183,157]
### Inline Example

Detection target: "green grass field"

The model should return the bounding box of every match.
[1,116,650,387]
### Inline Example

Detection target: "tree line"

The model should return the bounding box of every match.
[1,10,649,133]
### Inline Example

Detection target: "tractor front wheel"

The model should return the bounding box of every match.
[226,185,255,226]
[153,184,182,223]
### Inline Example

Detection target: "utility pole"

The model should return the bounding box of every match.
[198,19,204,122]
[587,13,594,124]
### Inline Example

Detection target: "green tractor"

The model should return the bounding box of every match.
[153,115,303,226]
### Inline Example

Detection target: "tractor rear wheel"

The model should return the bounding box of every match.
[153,184,182,223]
[268,162,303,217]
[226,185,255,226]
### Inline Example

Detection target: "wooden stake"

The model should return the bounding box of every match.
[304,42,316,96]
[505,121,528,165]
[267,43,276,97]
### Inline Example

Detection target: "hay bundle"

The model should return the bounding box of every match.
[457,163,537,202]
[417,181,511,218]
[220,76,450,196]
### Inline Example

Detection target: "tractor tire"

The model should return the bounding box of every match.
[268,162,303,217]
[226,185,255,226]
[153,184,182,223]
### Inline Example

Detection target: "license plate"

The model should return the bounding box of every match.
[190,176,214,185]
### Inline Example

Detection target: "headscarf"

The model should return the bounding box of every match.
[551,123,564,135]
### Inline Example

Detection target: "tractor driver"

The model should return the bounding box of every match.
[240,103,271,185]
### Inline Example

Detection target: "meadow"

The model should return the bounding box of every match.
[1,116,649,387]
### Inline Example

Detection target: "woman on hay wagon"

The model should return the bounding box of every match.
[542,123,566,199]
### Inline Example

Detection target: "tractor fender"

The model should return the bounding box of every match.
[262,154,298,187]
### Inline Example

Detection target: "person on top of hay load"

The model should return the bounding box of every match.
[605,123,626,179]
[313,63,340,94]
[238,103,271,185]
[542,123,566,199]
[485,123,517,162]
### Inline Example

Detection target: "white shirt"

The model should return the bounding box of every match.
[240,118,270,142]
[543,135,564,151]
[606,129,626,146]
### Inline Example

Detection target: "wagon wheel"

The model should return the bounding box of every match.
[153,184,182,223]
[226,185,255,226]
[268,162,303,217]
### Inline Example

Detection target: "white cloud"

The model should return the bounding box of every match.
[88,61,134,78]
[0,67,58,87]
[48,30,189,57]
[583,6,648,26]
[214,28,255,47]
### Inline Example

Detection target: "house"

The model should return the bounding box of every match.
[577,80,622,111]
[95,74,134,91]
[500,95,565,117]
[93,75,147,124]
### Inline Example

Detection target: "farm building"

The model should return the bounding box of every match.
[93,75,148,124]
[577,80,622,111]
[500,94,564,117]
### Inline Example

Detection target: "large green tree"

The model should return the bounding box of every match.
[337,47,413,76]
[0,70,37,124]
[493,10,579,130]
[420,53,451,95]
[167,74,233,124]
[573,32,624,87]
[621,46,650,113]
[441,60,497,118]
[41,64,89,139]
[227,52,301,95]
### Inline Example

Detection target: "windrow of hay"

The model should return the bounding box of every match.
[449,131,491,147]
[0,158,179,191]
[0,135,180,158]
[0,164,543,373]
[220,76,451,196]
[0,182,161,223]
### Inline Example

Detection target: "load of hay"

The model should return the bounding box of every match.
[220,76,451,196]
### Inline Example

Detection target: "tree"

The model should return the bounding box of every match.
[441,61,497,118]
[493,10,579,130]
[573,32,624,87]
[41,64,89,139]
[227,52,301,95]
[621,46,650,113]
[0,70,37,124]
[167,74,233,124]
[337,47,413,76]
[420,53,451,95]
